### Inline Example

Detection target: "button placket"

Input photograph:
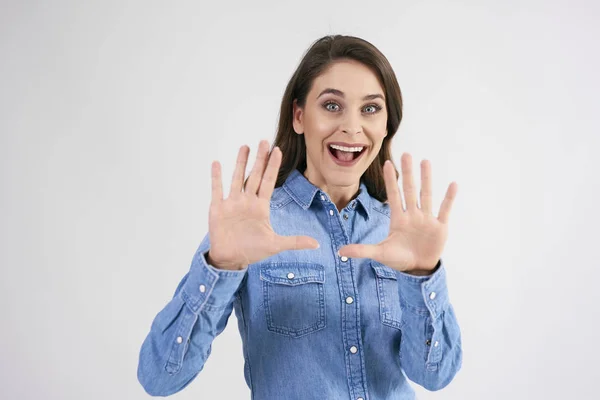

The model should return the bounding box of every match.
[326,195,366,396]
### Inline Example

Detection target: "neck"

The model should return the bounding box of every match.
[303,168,361,212]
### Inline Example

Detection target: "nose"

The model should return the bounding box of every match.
[342,127,361,135]
[341,113,362,135]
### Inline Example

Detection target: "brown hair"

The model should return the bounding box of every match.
[272,34,403,203]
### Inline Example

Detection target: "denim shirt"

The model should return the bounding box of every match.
[137,168,462,399]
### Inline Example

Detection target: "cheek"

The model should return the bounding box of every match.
[367,134,386,159]
[312,116,337,135]
[367,114,387,131]
[305,117,336,145]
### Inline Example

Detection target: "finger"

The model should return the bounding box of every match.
[229,145,250,197]
[244,140,269,194]
[258,146,282,200]
[401,153,418,211]
[211,160,223,203]
[438,182,458,224]
[383,160,403,212]
[275,235,320,252]
[338,243,378,260]
[420,159,432,215]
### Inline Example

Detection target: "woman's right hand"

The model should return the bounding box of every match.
[206,140,320,270]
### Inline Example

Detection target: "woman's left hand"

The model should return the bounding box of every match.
[338,153,458,275]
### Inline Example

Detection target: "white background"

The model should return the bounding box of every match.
[1,0,599,399]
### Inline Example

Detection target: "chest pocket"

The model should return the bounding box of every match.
[371,261,404,331]
[260,262,326,338]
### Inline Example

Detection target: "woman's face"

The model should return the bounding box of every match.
[293,59,388,190]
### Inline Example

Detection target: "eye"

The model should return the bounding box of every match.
[322,101,383,114]
[363,104,383,114]
[323,101,340,112]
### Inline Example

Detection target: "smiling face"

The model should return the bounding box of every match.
[292,59,388,192]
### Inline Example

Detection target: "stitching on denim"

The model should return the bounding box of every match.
[165,310,188,374]
[372,263,404,330]
[269,195,294,210]
[372,204,391,217]
[398,289,430,315]
[262,263,326,337]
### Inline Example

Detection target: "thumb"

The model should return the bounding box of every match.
[338,244,378,259]
[276,235,320,252]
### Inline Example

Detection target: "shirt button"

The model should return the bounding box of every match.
[176,336,183,344]
[357,397,364,400]
[350,346,358,353]
[329,209,334,216]
[343,213,348,220]
[426,339,431,346]
[340,256,348,262]
[287,272,295,279]
[429,291,436,300]
[434,341,439,347]
[199,284,206,293]
[345,296,354,304]
[321,195,325,201]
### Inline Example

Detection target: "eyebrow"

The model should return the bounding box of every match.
[316,88,385,102]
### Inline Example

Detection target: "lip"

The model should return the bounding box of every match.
[326,142,368,167]
[327,141,369,148]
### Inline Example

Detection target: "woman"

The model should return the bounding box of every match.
[137,35,462,399]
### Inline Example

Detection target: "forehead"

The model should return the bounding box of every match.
[310,59,384,98]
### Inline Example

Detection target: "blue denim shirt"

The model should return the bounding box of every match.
[137,168,462,399]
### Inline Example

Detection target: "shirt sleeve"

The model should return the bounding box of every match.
[395,258,463,391]
[137,233,248,396]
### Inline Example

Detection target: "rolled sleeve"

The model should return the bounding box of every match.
[180,234,248,313]
[395,259,449,320]
[395,258,462,390]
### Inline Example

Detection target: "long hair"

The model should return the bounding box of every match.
[272,34,403,203]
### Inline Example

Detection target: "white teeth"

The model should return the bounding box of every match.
[329,144,364,152]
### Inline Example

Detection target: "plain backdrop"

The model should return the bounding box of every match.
[1,0,599,399]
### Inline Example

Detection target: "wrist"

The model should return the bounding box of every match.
[205,251,247,271]
[406,259,441,276]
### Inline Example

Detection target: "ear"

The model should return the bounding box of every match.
[292,99,304,135]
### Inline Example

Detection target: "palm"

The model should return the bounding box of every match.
[339,153,457,273]
[208,141,319,270]
[210,197,276,267]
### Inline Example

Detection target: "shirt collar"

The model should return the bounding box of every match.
[282,169,371,220]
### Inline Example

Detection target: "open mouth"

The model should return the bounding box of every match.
[327,144,367,166]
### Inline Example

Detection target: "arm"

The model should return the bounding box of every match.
[396,259,462,391]
[137,234,248,396]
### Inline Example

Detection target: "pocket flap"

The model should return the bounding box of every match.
[371,261,398,280]
[260,263,325,286]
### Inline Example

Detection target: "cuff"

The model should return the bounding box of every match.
[395,258,449,320]
[180,234,248,313]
